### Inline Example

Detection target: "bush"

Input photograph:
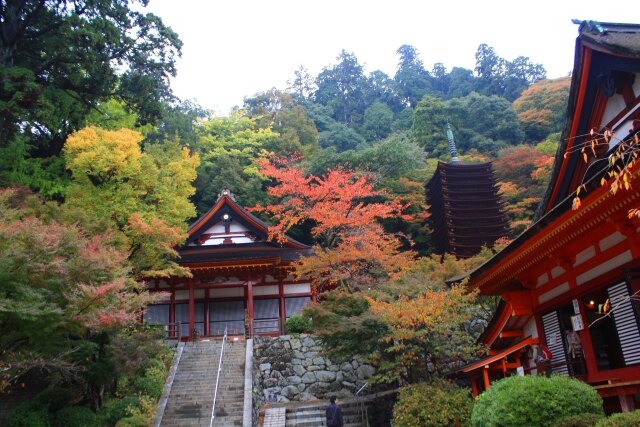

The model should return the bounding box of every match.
[471,375,604,427]
[104,396,141,424]
[115,415,148,427]
[7,405,50,427]
[392,380,473,427]
[54,406,96,427]
[286,315,312,334]
[34,387,75,413]
[595,410,640,427]
[134,375,165,399]
[554,413,605,427]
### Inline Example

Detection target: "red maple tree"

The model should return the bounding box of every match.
[253,157,415,291]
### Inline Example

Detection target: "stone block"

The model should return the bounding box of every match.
[292,364,306,376]
[356,364,375,380]
[287,375,302,385]
[301,371,316,383]
[259,363,272,372]
[312,357,325,366]
[315,370,336,382]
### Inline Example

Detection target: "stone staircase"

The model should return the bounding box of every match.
[159,340,246,427]
[284,400,366,427]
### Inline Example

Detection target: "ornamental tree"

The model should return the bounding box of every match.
[253,157,415,291]
[64,126,199,278]
[0,188,160,394]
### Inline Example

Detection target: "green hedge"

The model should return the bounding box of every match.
[554,413,605,427]
[7,405,50,427]
[471,375,604,427]
[115,415,148,427]
[393,380,473,427]
[595,410,640,427]
[286,315,312,334]
[54,406,96,427]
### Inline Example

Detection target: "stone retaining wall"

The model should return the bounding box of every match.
[253,334,375,405]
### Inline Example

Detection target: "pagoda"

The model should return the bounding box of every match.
[426,123,510,258]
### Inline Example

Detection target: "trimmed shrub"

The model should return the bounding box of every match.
[115,415,148,427]
[286,315,312,334]
[134,375,164,399]
[7,405,50,427]
[595,410,640,427]
[471,375,604,427]
[34,387,75,413]
[554,413,605,427]
[392,380,473,427]
[104,396,141,424]
[54,406,96,427]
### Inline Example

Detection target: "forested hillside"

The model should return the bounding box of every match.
[2,33,570,250]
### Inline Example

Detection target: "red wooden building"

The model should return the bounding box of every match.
[142,190,314,340]
[459,21,640,413]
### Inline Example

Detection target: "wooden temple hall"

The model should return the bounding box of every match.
[427,122,510,258]
[457,21,640,413]
[142,190,314,340]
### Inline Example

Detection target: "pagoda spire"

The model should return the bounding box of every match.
[446,120,460,162]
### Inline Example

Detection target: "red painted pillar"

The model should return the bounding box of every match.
[246,280,254,335]
[471,376,479,397]
[188,279,195,341]
[482,367,491,390]
[279,280,286,333]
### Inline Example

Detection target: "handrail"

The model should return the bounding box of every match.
[209,326,228,427]
[355,383,369,427]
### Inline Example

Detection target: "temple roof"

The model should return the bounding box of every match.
[537,20,640,220]
[177,190,311,268]
[460,21,640,292]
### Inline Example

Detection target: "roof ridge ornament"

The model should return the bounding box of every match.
[446,120,460,163]
[217,189,236,201]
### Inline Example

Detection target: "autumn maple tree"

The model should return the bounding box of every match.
[64,126,199,278]
[0,188,160,394]
[253,156,415,291]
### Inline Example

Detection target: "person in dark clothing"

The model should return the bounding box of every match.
[326,396,343,427]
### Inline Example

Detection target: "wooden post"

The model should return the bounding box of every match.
[246,280,254,335]
[619,394,636,413]
[188,279,195,341]
[471,376,479,397]
[279,280,286,334]
[482,367,491,390]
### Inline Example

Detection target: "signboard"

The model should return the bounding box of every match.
[571,314,584,331]
[572,299,580,314]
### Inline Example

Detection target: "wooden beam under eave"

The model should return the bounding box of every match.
[499,330,524,338]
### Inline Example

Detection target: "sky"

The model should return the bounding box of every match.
[146,0,639,116]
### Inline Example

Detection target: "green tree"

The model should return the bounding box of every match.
[474,44,546,101]
[394,44,431,108]
[315,50,367,125]
[287,65,316,102]
[361,101,394,141]
[244,89,319,157]
[412,96,448,156]
[191,112,278,214]
[63,127,199,277]
[447,92,524,152]
[364,70,403,113]
[0,0,182,154]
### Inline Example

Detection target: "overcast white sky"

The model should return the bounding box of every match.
[146,0,638,115]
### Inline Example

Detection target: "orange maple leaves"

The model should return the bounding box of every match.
[253,156,415,291]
